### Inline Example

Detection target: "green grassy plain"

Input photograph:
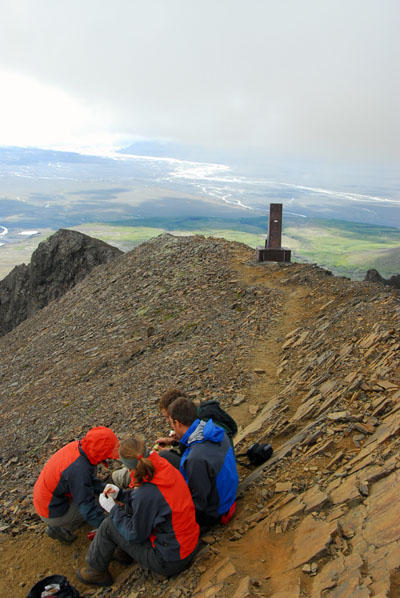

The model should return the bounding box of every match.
[1,217,399,281]
[75,217,400,281]
[284,219,400,279]
[74,223,266,253]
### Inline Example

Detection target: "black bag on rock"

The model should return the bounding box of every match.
[27,575,80,598]
[236,442,273,468]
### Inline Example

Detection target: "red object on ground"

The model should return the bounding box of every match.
[87,530,97,540]
[221,501,236,525]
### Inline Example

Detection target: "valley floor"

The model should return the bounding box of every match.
[1,218,399,281]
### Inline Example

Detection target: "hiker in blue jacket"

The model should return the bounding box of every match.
[167,397,238,529]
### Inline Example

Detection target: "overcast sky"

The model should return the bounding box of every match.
[0,0,398,164]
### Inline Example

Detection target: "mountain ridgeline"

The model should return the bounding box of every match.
[0,233,399,597]
[0,229,122,336]
[364,267,400,289]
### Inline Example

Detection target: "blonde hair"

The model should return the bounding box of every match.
[119,436,154,486]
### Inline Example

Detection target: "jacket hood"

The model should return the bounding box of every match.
[80,426,119,465]
[149,451,177,488]
[182,418,224,446]
[129,451,176,488]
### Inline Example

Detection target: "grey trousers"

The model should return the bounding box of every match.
[86,516,198,577]
[39,500,84,531]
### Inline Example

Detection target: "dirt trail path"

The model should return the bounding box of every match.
[194,260,328,597]
[231,260,312,439]
[185,261,323,598]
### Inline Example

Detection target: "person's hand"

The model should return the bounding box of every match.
[104,483,120,499]
[99,492,116,513]
[155,437,174,446]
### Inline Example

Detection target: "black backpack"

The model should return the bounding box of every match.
[198,400,238,446]
[236,442,273,468]
[27,575,80,598]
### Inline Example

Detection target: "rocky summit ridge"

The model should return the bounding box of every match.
[0,228,122,337]
[364,268,400,290]
[0,233,399,598]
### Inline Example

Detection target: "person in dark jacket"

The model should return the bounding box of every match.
[156,388,237,451]
[112,388,186,488]
[33,426,119,544]
[112,388,238,488]
[168,398,238,529]
[77,436,200,586]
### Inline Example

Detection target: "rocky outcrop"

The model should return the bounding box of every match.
[0,228,122,336]
[364,268,400,289]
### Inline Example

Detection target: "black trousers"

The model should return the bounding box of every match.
[86,516,198,577]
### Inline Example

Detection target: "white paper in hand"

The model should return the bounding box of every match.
[104,483,119,498]
[99,492,116,513]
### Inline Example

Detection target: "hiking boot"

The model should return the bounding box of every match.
[76,565,113,586]
[112,546,133,565]
[46,526,77,544]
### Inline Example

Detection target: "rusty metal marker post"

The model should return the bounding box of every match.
[256,203,291,263]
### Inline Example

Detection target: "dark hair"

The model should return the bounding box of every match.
[168,397,198,427]
[119,437,154,486]
[159,388,187,411]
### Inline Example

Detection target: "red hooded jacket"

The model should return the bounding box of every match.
[110,452,199,561]
[33,426,119,527]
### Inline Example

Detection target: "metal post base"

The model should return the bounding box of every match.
[256,247,291,263]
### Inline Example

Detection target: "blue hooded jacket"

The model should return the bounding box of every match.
[179,418,238,521]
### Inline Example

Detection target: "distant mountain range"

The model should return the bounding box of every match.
[0,145,109,165]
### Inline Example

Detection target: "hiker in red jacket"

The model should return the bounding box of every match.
[33,426,119,544]
[77,435,200,586]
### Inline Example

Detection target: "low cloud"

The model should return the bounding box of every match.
[0,0,398,162]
